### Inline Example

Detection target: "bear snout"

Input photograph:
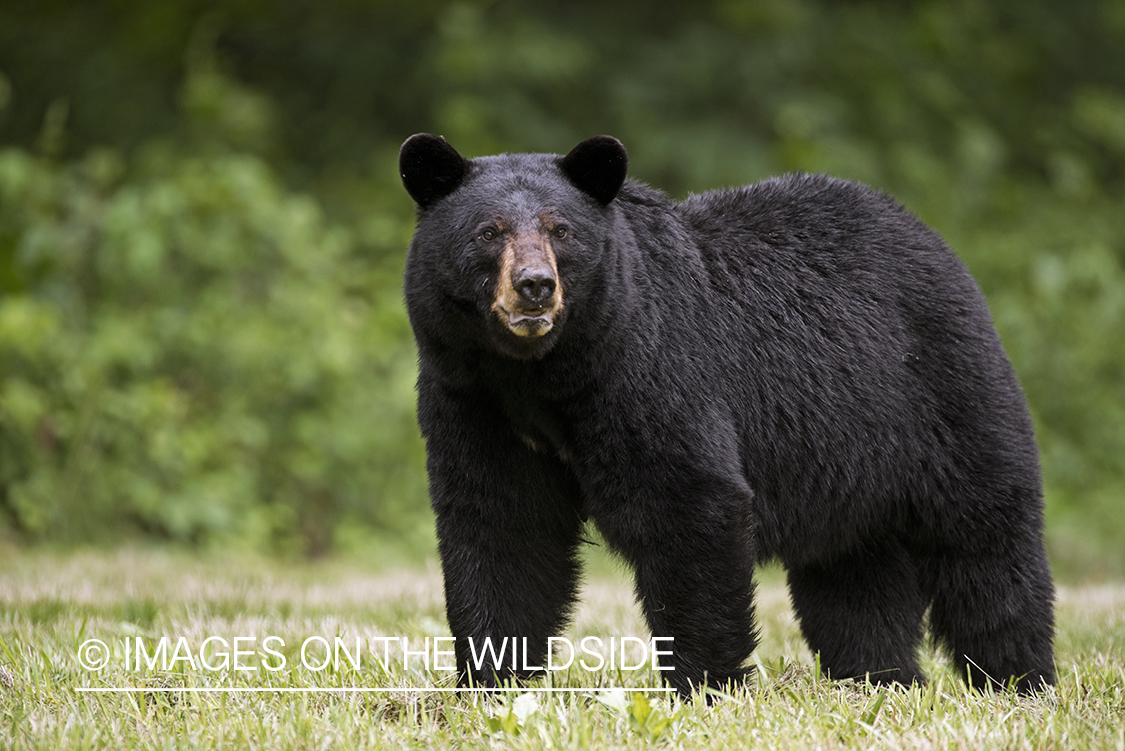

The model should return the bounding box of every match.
[515,267,557,308]
[490,234,565,340]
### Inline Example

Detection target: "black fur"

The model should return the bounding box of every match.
[400,133,470,208]
[399,134,1056,699]
[559,135,629,205]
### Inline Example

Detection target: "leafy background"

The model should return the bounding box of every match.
[0,0,1122,577]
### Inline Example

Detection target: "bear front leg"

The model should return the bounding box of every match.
[419,379,586,689]
[593,470,758,700]
[435,489,584,689]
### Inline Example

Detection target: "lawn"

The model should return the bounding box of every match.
[1,546,1122,749]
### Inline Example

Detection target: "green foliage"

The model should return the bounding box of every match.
[0,0,1123,571]
[0,146,427,556]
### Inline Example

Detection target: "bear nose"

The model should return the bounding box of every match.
[515,267,557,307]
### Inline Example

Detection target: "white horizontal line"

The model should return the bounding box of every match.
[76,686,676,693]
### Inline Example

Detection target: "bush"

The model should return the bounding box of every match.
[0,146,429,556]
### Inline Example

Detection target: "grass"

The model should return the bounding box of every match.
[1,545,1123,750]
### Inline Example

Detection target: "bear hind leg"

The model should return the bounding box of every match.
[923,541,1056,693]
[787,543,927,687]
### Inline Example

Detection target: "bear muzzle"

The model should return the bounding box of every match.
[491,238,564,338]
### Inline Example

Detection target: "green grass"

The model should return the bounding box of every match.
[1,546,1123,750]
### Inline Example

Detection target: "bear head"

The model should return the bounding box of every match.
[400,134,628,361]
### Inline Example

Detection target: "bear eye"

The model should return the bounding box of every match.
[553,225,568,239]
[480,227,498,242]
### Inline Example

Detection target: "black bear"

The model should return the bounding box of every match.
[398,133,1056,699]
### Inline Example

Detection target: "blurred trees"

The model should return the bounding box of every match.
[0,148,427,557]
[0,0,1122,575]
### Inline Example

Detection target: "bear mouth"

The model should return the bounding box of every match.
[499,307,555,337]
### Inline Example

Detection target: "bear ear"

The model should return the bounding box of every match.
[399,134,470,208]
[559,136,628,205]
